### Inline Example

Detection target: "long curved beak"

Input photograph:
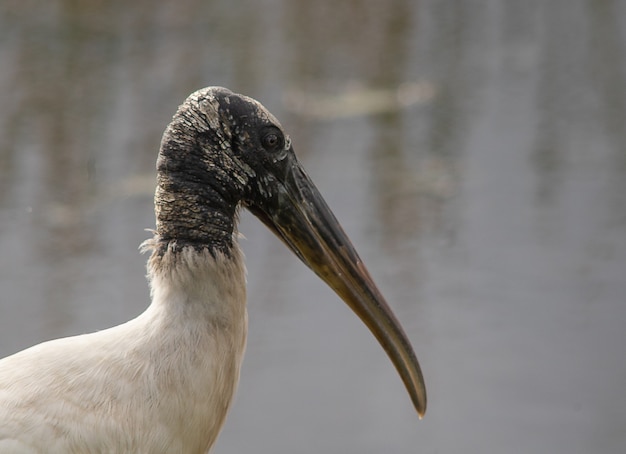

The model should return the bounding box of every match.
[248,153,426,417]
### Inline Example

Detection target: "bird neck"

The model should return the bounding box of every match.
[153,173,238,257]
[138,241,248,451]
[152,116,248,257]
[142,238,247,328]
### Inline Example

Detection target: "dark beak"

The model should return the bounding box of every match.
[248,153,426,417]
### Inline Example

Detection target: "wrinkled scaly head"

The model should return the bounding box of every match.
[153,86,427,417]
[154,87,292,254]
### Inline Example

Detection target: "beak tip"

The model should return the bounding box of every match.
[417,402,426,420]
[413,386,427,419]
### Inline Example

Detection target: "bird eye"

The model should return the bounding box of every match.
[261,131,283,151]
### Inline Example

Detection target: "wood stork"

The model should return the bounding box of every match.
[0,87,426,453]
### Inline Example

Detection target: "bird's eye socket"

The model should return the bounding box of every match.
[261,131,284,151]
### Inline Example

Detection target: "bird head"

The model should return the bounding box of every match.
[155,86,426,417]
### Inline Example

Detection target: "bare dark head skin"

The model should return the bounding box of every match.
[154,86,427,417]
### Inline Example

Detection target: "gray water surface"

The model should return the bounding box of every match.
[1,2,625,453]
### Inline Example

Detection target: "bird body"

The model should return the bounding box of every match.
[0,244,247,453]
[0,87,425,452]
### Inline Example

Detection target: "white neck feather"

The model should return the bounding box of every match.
[0,241,248,453]
[140,242,249,451]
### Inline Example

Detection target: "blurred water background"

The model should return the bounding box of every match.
[1,1,625,453]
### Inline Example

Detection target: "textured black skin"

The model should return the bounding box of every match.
[153,87,288,257]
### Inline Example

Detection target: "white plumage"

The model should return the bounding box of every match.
[0,244,247,452]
